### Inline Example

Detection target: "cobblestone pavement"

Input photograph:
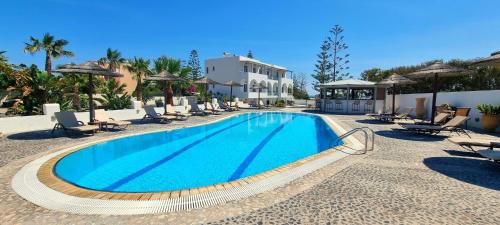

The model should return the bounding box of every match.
[1,109,499,224]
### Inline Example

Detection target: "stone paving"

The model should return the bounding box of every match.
[1,109,499,224]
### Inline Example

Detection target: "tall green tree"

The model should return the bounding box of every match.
[98,48,126,71]
[23,33,74,75]
[328,25,350,81]
[312,40,333,87]
[187,50,201,80]
[360,68,387,82]
[154,56,189,104]
[0,51,7,64]
[247,50,254,58]
[127,57,150,102]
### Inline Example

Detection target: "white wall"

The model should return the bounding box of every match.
[387,90,500,129]
[0,107,166,135]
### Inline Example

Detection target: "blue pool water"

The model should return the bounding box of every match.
[55,112,342,192]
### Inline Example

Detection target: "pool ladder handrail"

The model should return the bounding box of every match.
[330,127,375,154]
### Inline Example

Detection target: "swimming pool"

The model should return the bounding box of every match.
[54,112,342,193]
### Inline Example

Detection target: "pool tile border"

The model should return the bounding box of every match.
[12,112,363,214]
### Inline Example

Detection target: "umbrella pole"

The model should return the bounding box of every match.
[392,84,396,116]
[430,73,438,124]
[164,80,168,115]
[229,85,233,108]
[204,84,208,110]
[88,74,95,122]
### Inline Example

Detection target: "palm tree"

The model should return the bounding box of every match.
[24,33,74,75]
[98,48,126,72]
[153,56,190,105]
[127,57,150,102]
[0,51,7,64]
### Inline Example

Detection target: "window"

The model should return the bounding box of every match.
[266,70,269,75]
[243,84,247,92]
[252,67,256,73]
[206,67,209,74]
[212,66,215,71]
[244,65,248,72]
[282,86,285,93]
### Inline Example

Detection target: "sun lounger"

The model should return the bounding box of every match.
[52,112,99,135]
[259,100,270,109]
[403,112,450,125]
[94,109,131,130]
[448,136,500,151]
[165,104,191,120]
[379,107,414,121]
[400,116,469,135]
[142,105,177,123]
[477,148,500,162]
[237,101,255,109]
[190,104,208,116]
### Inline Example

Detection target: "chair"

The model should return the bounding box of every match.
[94,109,131,130]
[455,107,471,128]
[449,136,500,151]
[413,112,450,125]
[259,100,270,109]
[52,112,99,135]
[477,146,500,162]
[166,104,191,120]
[400,116,470,136]
[352,100,360,112]
[190,104,208,116]
[142,105,177,123]
[378,107,414,122]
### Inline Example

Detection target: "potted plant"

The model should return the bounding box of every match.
[476,104,500,132]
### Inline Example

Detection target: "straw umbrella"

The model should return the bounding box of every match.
[193,76,222,109]
[378,73,417,115]
[55,61,123,122]
[224,80,243,108]
[405,62,469,124]
[144,71,184,115]
[252,83,267,107]
[473,51,500,67]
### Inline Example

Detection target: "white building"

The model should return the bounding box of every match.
[205,54,293,104]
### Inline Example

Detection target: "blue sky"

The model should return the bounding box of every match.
[1,0,500,94]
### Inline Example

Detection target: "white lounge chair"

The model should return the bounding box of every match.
[166,104,191,120]
[94,109,131,130]
[449,137,500,151]
[52,112,99,135]
[142,105,177,123]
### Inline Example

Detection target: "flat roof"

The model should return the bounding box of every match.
[318,79,377,88]
[206,55,287,70]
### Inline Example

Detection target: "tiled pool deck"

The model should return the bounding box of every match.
[1,108,499,224]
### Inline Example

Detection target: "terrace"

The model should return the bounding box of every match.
[0,107,499,224]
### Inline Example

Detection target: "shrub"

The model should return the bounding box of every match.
[476,104,500,115]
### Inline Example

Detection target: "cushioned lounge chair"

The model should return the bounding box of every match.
[94,109,131,130]
[374,107,414,122]
[409,112,450,125]
[400,115,469,136]
[259,100,271,109]
[165,104,191,120]
[52,112,99,135]
[142,105,177,123]
[448,136,500,151]
[477,148,500,162]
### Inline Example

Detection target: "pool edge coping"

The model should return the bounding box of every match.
[12,111,363,214]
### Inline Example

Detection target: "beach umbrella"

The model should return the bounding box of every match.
[145,71,184,115]
[224,80,243,107]
[473,51,500,67]
[378,73,417,115]
[193,76,222,109]
[405,62,469,124]
[55,61,123,122]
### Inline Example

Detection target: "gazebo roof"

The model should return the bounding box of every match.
[318,79,377,88]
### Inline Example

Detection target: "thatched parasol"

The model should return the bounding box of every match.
[405,62,469,124]
[378,73,417,115]
[251,83,267,107]
[224,80,243,108]
[193,76,222,109]
[473,51,500,67]
[144,71,184,115]
[55,61,123,122]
